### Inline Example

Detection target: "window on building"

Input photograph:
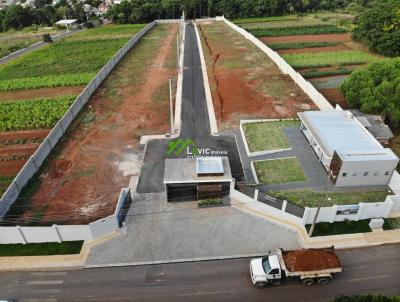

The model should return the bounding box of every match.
[385,171,390,176]
[353,172,357,177]
[342,172,347,177]
[364,172,369,176]
[374,172,379,176]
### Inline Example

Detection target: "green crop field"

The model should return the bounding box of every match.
[282,50,378,69]
[248,24,347,37]
[233,16,299,24]
[0,24,144,91]
[240,19,326,30]
[268,41,341,50]
[0,96,75,131]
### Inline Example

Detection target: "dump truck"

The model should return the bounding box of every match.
[249,248,342,288]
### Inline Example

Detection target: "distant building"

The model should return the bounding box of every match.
[98,2,109,13]
[350,110,394,146]
[298,110,399,187]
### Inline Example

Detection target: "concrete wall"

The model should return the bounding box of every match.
[336,160,397,187]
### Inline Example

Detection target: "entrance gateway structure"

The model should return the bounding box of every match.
[164,157,233,202]
[298,110,399,187]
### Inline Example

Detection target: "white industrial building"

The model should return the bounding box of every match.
[298,110,399,187]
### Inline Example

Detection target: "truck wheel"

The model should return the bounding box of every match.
[302,278,315,286]
[255,282,267,289]
[317,278,330,285]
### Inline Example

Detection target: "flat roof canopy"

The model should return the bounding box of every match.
[55,19,77,25]
[164,157,232,184]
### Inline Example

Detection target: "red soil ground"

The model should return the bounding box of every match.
[199,23,315,131]
[5,25,177,225]
[0,86,84,101]
[0,130,49,176]
[277,44,349,54]
[261,33,352,44]
[319,88,349,109]
[282,249,342,272]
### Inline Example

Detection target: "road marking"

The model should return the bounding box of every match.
[26,280,64,285]
[179,290,234,297]
[21,299,57,302]
[30,272,67,276]
[348,274,389,282]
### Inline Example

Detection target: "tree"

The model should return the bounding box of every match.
[352,0,400,57]
[341,58,400,128]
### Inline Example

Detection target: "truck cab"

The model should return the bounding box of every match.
[250,255,282,288]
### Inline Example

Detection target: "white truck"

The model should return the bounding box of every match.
[250,248,342,288]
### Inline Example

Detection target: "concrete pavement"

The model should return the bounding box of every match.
[1,244,399,301]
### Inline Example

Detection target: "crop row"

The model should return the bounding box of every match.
[69,24,145,41]
[268,41,341,50]
[233,16,299,24]
[0,96,75,131]
[248,24,348,37]
[281,50,378,69]
[0,72,96,91]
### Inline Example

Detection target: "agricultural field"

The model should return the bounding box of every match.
[0,24,144,201]
[237,14,383,108]
[198,22,315,131]
[0,27,63,59]
[2,24,178,225]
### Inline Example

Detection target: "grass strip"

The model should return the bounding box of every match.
[0,72,95,91]
[268,190,389,207]
[243,120,299,152]
[282,50,377,69]
[0,96,75,131]
[305,220,371,236]
[255,158,307,184]
[233,16,299,24]
[0,241,83,256]
[269,41,341,50]
[249,24,347,37]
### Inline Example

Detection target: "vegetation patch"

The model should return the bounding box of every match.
[248,24,347,37]
[0,96,75,131]
[331,294,400,302]
[269,41,341,50]
[0,241,83,256]
[255,158,306,184]
[69,24,144,41]
[305,220,371,237]
[243,120,299,152]
[383,217,400,230]
[302,68,353,79]
[233,16,299,24]
[268,190,389,207]
[198,198,224,208]
[282,50,377,69]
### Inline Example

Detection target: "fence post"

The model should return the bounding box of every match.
[301,207,310,226]
[254,189,258,201]
[282,200,287,212]
[355,203,364,221]
[330,205,338,223]
[53,224,62,243]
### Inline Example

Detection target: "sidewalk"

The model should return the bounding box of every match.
[0,231,121,271]
[232,198,400,249]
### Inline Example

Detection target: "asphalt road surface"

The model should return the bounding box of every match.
[1,245,399,301]
[137,24,244,193]
[0,30,80,65]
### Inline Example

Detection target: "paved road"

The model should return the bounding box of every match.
[137,24,245,193]
[1,245,399,301]
[0,30,80,65]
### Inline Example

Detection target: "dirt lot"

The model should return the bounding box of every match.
[282,248,342,272]
[199,22,314,131]
[0,86,84,101]
[261,33,352,44]
[4,24,178,225]
[0,129,49,176]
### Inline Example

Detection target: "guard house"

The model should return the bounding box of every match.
[164,157,232,202]
[298,110,399,187]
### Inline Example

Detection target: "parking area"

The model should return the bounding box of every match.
[87,193,299,265]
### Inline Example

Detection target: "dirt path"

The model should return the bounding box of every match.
[5,25,178,225]
[0,86,84,101]
[199,23,314,131]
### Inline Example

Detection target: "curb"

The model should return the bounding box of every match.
[85,253,267,269]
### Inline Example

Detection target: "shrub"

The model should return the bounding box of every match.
[42,33,52,43]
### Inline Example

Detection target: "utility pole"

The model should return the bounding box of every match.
[169,78,174,134]
[308,174,334,237]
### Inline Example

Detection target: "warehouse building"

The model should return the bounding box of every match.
[298,110,399,187]
[164,157,232,202]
